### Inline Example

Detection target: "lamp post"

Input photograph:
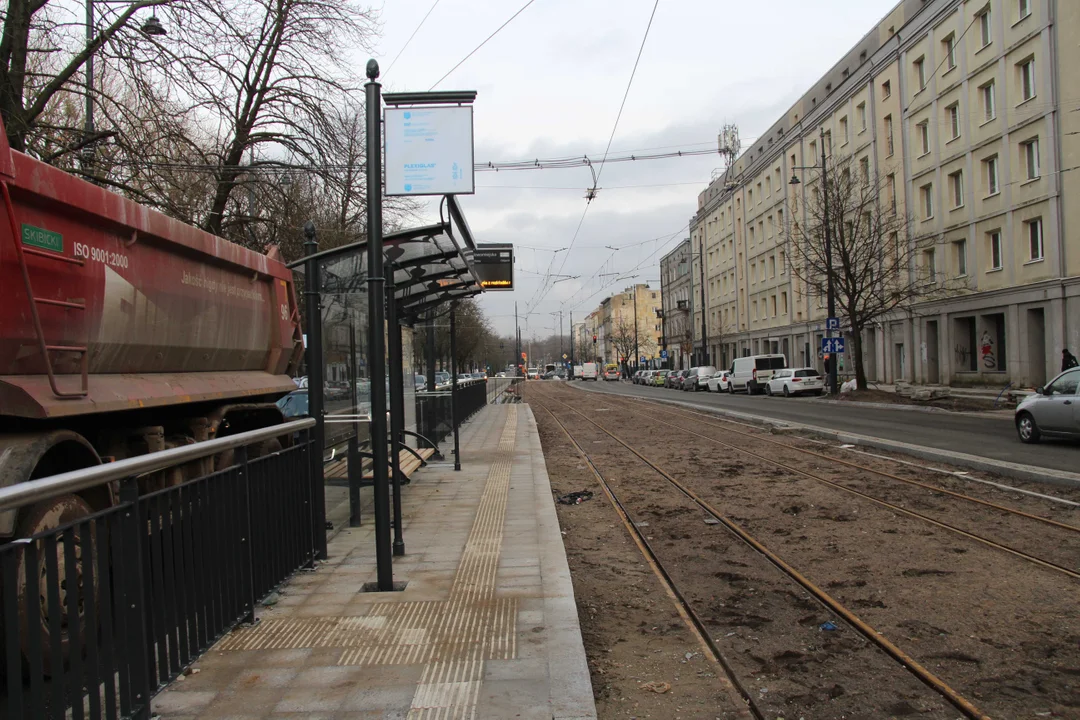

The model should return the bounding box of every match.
[83,3,166,176]
[789,128,837,396]
[698,237,708,367]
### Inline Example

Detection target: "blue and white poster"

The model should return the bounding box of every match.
[384,106,475,196]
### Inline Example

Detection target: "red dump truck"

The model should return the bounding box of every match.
[0,118,303,616]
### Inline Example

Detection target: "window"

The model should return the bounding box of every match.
[985,154,1000,195]
[954,239,968,276]
[748,188,753,206]
[824,130,832,154]
[781,292,788,314]
[917,121,930,155]
[775,168,781,192]
[770,295,777,317]
[779,249,786,273]
[882,79,892,98]
[1023,138,1040,180]
[947,103,960,140]
[769,255,776,278]
[925,248,937,276]
[777,209,784,231]
[809,140,817,162]
[887,173,897,212]
[757,182,762,202]
[752,300,758,320]
[857,102,866,132]
[943,34,957,71]
[915,56,926,90]
[950,170,964,208]
[765,175,772,196]
[1019,58,1036,101]
[1019,0,1031,20]
[1027,218,1043,260]
[840,116,849,145]
[979,8,992,48]
[988,230,1003,270]
[981,81,996,122]
[884,114,894,156]
[921,183,934,219]
[860,156,870,184]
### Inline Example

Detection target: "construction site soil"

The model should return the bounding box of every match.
[528,382,1079,720]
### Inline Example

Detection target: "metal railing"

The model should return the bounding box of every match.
[0,418,318,720]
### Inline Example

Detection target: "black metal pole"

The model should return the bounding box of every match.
[365,60,393,591]
[633,286,639,372]
[426,309,437,392]
[386,265,406,556]
[699,239,708,366]
[348,317,361,528]
[569,310,574,370]
[302,221,327,559]
[450,307,461,471]
[821,128,838,397]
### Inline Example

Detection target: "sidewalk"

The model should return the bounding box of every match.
[152,403,596,719]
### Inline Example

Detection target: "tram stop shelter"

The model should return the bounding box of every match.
[288,195,491,566]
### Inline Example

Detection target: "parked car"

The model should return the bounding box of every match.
[666,369,686,389]
[414,374,427,392]
[684,366,716,392]
[640,370,655,385]
[603,364,621,381]
[766,368,825,397]
[707,370,733,393]
[276,389,309,418]
[652,369,669,386]
[633,370,646,384]
[730,354,787,395]
[1015,368,1080,443]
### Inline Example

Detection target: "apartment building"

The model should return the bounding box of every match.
[660,240,695,369]
[690,0,1079,387]
[576,284,663,368]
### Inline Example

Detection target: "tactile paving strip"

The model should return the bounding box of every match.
[217,407,522,720]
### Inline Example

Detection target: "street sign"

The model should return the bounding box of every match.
[640,356,647,363]
[562,354,567,360]
[821,337,846,354]
[826,317,840,330]
[384,107,475,196]
[660,350,668,359]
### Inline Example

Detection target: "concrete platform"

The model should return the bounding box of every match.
[152,404,597,720]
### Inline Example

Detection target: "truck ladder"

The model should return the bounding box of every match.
[2,180,89,398]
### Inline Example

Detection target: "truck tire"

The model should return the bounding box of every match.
[15,493,97,676]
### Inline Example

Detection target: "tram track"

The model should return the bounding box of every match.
[578,389,1080,579]
[531,389,990,720]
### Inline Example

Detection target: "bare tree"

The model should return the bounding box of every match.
[610,319,639,378]
[0,0,172,152]
[784,154,949,389]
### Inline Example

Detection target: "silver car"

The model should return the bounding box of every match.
[1015,368,1080,443]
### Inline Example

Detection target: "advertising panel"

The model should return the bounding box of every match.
[385,106,475,196]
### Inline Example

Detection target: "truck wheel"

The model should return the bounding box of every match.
[15,494,97,676]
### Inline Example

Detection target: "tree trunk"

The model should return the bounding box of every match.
[852,324,868,390]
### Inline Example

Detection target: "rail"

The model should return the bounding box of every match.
[0,418,316,513]
[2,419,320,720]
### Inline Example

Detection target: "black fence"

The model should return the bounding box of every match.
[414,378,516,449]
[1,428,318,720]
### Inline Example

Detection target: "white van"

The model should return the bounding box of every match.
[730,354,787,395]
[572,364,583,379]
[581,362,599,381]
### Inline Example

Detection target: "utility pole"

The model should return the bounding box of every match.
[820,128,837,397]
[632,285,639,373]
[687,246,694,370]
[570,310,575,370]
[699,236,708,367]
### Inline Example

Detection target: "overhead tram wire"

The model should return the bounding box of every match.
[529,0,662,316]
[383,0,443,78]
[428,0,539,90]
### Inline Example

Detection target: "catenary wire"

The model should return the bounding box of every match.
[383,0,443,78]
[429,0,539,90]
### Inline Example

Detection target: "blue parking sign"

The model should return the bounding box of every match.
[660,350,668,359]
[821,337,845,354]
[640,356,647,364]
[826,317,840,330]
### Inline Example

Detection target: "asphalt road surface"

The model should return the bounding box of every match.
[574,379,1080,474]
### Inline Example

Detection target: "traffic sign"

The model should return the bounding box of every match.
[826,317,840,330]
[640,356,647,363]
[660,350,668,359]
[562,353,567,360]
[821,337,846,354]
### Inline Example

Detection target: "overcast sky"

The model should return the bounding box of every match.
[372,0,899,339]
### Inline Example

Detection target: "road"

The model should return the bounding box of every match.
[573,379,1080,474]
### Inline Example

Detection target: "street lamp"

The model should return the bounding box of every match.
[83,2,167,176]
[789,127,837,396]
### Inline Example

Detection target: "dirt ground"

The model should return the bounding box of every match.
[527,382,1080,720]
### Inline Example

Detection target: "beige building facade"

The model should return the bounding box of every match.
[690,0,1079,387]
[576,284,663,368]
